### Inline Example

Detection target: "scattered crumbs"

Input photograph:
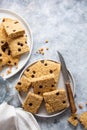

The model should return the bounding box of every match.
[6,67,12,74]
[37,48,45,55]
[45,40,48,43]
[46,47,49,50]
[78,104,83,109]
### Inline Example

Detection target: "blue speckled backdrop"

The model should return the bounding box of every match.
[0,0,87,129]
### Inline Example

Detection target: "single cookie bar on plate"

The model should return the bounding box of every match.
[68,114,78,127]
[2,18,25,38]
[24,60,61,83]
[43,89,68,113]
[15,75,31,92]
[0,24,8,46]
[79,112,87,129]
[31,74,57,95]
[9,35,29,57]
[22,92,43,114]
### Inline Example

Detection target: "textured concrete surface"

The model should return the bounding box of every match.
[0,0,87,129]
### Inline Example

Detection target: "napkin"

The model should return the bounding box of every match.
[0,102,40,130]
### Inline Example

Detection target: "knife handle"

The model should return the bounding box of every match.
[65,82,77,114]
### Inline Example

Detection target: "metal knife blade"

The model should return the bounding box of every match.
[57,51,70,83]
[57,51,77,114]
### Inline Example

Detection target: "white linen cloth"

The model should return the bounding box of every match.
[0,102,40,130]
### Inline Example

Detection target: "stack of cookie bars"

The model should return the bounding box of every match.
[16,60,68,114]
[0,18,29,70]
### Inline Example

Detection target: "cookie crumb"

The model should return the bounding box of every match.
[86,102,87,105]
[38,48,44,55]
[6,67,12,74]
[45,40,48,43]
[46,48,49,50]
[78,104,83,109]
[79,112,87,129]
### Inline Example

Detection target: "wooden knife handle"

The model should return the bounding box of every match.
[65,82,77,114]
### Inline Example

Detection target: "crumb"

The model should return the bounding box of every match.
[38,48,45,55]
[45,40,48,43]
[86,102,87,105]
[46,47,49,50]
[68,114,78,127]
[78,104,83,109]
[6,67,12,74]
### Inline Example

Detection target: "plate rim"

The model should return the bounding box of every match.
[17,59,76,118]
[0,8,33,79]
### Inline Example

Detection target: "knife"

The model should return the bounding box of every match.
[57,51,77,114]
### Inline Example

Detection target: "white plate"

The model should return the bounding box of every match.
[0,9,33,79]
[18,60,75,118]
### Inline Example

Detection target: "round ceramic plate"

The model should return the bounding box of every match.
[0,9,33,79]
[18,60,75,118]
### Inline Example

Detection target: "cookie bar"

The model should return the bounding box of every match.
[68,114,78,127]
[79,112,87,129]
[22,92,43,114]
[2,18,25,38]
[32,74,57,95]
[0,24,8,46]
[9,35,29,57]
[3,46,19,66]
[24,60,61,83]
[15,75,31,92]
[43,89,68,113]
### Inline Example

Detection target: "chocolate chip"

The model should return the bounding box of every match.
[50,70,53,73]
[39,85,43,88]
[62,101,66,104]
[51,84,54,87]
[2,19,5,22]
[1,41,4,44]
[25,41,27,44]
[29,103,32,106]
[14,21,18,24]
[31,75,34,78]
[18,82,21,85]
[21,43,23,46]
[33,71,36,74]
[8,61,11,64]
[18,48,21,52]
[14,62,17,65]
[74,117,77,120]
[38,92,40,94]
[17,42,21,45]
[13,30,16,32]
[6,26,9,28]
[41,60,44,63]
[27,69,29,72]
[44,63,47,66]
[0,53,2,56]
[56,92,59,95]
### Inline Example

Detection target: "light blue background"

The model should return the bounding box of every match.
[0,0,87,129]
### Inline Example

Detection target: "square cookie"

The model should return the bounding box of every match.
[24,60,61,83]
[43,89,68,113]
[32,74,57,95]
[9,35,29,57]
[2,18,25,38]
[68,114,78,127]
[22,92,43,114]
[15,75,31,92]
